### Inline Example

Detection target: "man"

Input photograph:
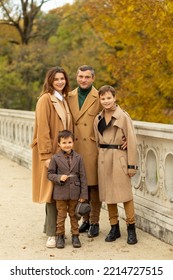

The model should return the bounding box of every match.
[67,65,102,238]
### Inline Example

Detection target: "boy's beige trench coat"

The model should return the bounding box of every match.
[94,105,138,204]
[67,87,102,186]
[31,93,72,203]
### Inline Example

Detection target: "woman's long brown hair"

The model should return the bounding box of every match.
[40,66,70,97]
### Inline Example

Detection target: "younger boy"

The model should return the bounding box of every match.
[48,130,88,249]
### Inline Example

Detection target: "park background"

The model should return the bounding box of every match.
[0,0,173,124]
[1,1,173,261]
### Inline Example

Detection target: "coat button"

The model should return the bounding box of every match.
[84,123,87,126]
[83,138,86,141]
[75,138,78,141]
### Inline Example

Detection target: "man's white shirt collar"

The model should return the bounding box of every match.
[54,90,63,101]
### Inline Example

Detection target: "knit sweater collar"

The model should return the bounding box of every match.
[78,85,92,96]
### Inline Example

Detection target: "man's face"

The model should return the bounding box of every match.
[76,70,95,89]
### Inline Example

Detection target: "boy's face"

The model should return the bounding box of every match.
[99,91,116,110]
[59,137,74,154]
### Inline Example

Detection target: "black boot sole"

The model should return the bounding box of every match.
[105,234,121,242]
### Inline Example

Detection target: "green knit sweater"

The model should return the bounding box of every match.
[78,86,92,109]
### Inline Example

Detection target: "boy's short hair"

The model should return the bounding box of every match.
[98,85,116,97]
[58,130,74,143]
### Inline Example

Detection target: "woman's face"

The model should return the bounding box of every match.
[52,72,66,93]
[99,91,116,110]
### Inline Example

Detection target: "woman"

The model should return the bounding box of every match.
[31,66,72,248]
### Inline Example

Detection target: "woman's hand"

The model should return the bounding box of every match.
[45,159,51,168]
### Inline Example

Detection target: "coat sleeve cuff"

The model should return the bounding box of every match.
[40,153,53,160]
[128,165,138,170]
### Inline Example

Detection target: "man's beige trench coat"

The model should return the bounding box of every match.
[94,105,138,204]
[31,93,72,203]
[67,86,102,186]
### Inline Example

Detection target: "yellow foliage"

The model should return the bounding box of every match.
[82,0,173,123]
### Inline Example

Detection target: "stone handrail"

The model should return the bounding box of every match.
[0,109,34,168]
[0,108,173,245]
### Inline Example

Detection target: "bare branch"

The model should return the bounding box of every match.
[0,0,51,44]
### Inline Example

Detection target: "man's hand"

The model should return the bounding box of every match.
[121,136,127,150]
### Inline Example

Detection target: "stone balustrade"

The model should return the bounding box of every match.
[116,121,173,246]
[0,109,34,168]
[0,108,173,245]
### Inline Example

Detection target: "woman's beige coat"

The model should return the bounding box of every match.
[31,93,72,203]
[94,105,138,204]
[67,87,102,186]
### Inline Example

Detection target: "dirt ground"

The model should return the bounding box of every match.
[0,154,173,260]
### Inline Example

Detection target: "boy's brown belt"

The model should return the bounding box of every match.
[99,144,126,150]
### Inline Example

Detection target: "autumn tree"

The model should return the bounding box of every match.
[47,2,112,90]
[1,0,173,124]
[0,2,62,110]
[81,0,173,123]
[0,0,52,44]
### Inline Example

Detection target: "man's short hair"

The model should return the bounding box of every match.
[77,65,95,77]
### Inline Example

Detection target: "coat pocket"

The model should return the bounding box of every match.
[119,156,128,175]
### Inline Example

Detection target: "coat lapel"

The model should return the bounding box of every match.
[68,87,98,121]
[58,151,78,174]
[67,89,80,121]
[69,151,78,172]
[49,93,67,129]
[63,99,72,130]
[58,152,69,169]
[112,105,124,129]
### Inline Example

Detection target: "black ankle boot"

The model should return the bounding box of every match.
[72,235,81,248]
[88,223,99,238]
[79,221,90,233]
[105,222,121,242]
[56,234,65,249]
[127,223,138,244]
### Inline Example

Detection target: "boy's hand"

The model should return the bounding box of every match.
[60,175,68,182]
[128,172,136,177]
[78,198,85,203]
[45,159,51,168]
